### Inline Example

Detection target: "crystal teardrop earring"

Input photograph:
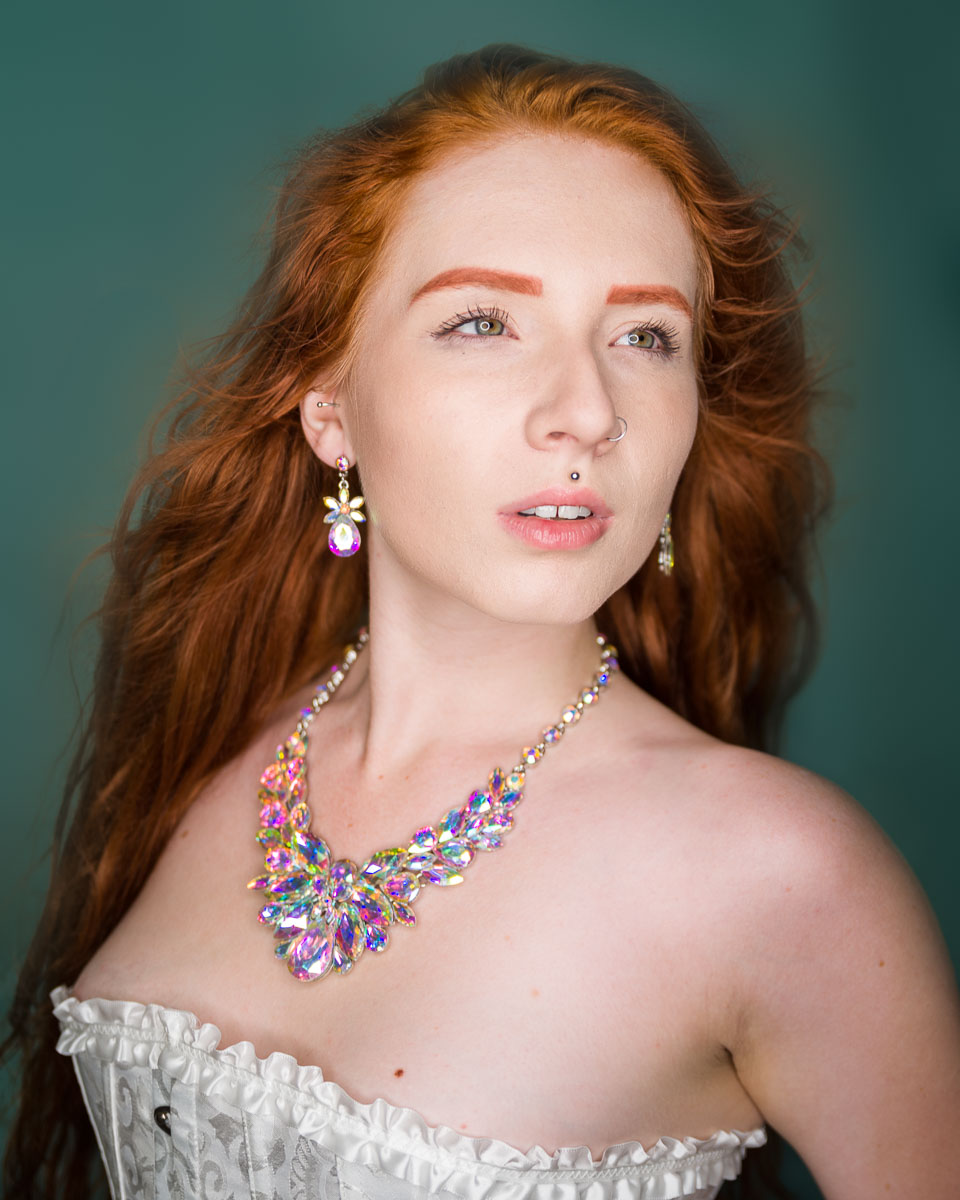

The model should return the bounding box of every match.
[322,455,366,557]
[658,511,674,575]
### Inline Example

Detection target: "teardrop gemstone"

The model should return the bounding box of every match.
[289,927,334,981]
[329,515,360,557]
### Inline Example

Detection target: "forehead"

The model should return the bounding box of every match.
[373,132,699,306]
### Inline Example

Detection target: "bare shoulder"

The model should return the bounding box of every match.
[692,740,960,1196]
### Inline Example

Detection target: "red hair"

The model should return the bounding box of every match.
[3,44,830,1197]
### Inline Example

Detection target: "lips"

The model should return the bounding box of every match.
[501,488,612,519]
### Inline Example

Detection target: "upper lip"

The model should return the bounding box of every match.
[501,488,612,518]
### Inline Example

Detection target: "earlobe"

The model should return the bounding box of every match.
[300,385,356,470]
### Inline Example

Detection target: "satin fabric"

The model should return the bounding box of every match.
[51,987,766,1199]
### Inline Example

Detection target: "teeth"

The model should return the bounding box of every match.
[517,504,594,519]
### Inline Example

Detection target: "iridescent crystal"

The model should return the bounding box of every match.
[382,871,419,903]
[291,829,331,871]
[265,847,294,873]
[329,515,360,557]
[275,902,313,939]
[251,629,615,982]
[467,790,492,815]
[336,905,365,961]
[365,923,388,953]
[424,864,464,886]
[329,860,357,901]
[288,801,310,829]
[437,808,464,844]
[438,840,474,868]
[411,826,437,849]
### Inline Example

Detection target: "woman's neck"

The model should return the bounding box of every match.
[333,581,604,785]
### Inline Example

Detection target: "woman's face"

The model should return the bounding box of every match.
[309,132,700,625]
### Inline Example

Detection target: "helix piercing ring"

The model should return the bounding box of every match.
[606,416,627,442]
[315,400,340,408]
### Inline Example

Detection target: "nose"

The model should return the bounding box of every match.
[524,343,621,455]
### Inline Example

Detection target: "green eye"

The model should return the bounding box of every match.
[624,329,655,349]
[473,316,504,335]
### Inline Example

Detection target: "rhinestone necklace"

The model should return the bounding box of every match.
[248,628,620,981]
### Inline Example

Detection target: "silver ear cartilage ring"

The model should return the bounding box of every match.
[606,416,627,442]
[316,400,340,408]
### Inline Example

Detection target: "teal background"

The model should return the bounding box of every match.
[2,2,957,1195]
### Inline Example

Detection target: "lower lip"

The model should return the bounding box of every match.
[497,512,611,550]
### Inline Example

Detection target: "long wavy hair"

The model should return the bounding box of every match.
[3,44,831,1198]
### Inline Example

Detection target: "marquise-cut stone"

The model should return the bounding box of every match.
[392,900,416,925]
[411,826,437,849]
[329,860,357,901]
[461,813,483,839]
[331,942,353,974]
[361,848,406,878]
[437,808,464,844]
[268,872,311,897]
[467,790,492,815]
[365,924,388,953]
[256,826,283,848]
[274,938,295,959]
[337,904,365,961]
[356,891,393,927]
[404,851,434,872]
[292,829,331,871]
[257,902,284,925]
[247,875,269,890]
[488,768,504,799]
[424,865,464,886]
[275,901,312,938]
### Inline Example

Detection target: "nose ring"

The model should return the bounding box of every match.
[606,416,627,442]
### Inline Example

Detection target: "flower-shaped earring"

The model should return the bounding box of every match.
[323,455,366,557]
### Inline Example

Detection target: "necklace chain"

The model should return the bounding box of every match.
[248,628,620,981]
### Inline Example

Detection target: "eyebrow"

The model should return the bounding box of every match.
[408,267,692,319]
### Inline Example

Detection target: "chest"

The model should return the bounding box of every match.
[73,740,760,1154]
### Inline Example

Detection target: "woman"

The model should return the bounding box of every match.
[4,43,958,1200]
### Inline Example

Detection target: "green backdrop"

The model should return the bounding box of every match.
[3,2,957,1196]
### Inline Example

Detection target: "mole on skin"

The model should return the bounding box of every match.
[394,1068,404,1077]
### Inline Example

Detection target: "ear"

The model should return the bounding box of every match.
[299,381,358,469]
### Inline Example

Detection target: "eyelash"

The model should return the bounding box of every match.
[431,305,681,358]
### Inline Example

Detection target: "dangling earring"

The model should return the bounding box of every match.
[658,511,674,576]
[323,455,366,557]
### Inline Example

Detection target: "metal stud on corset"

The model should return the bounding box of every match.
[247,628,620,982]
